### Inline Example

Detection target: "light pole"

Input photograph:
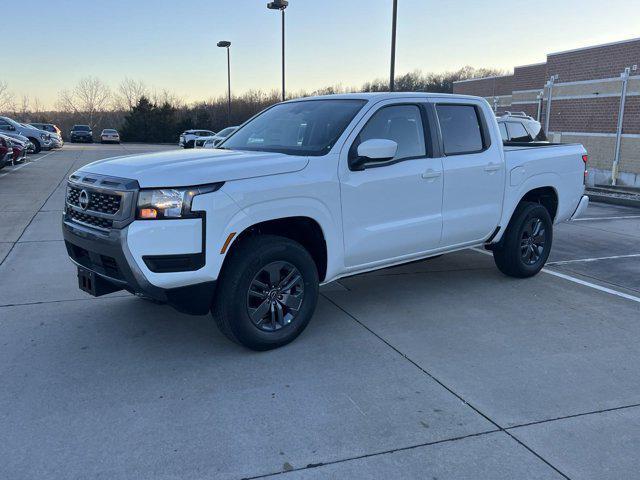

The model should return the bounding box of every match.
[267,0,288,102]
[217,40,232,125]
[390,0,398,91]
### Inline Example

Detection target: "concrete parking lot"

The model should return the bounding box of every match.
[1,144,639,479]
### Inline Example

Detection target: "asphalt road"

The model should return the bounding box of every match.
[1,144,639,479]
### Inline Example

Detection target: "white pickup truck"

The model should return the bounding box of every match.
[62,93,589,350]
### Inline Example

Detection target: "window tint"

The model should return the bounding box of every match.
[498,123,508,141]
[357,105,426,160]
[436,105,484,155]
[506,122,532,142]
[223,99,366,156]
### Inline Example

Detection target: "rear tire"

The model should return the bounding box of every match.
[212,235,319,351]
[28,138,41,154]
[492,202,553,278]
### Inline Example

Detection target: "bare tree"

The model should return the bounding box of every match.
[0,81,15,113]
[56,76,113,127]
[150,88,185,109]
[19,95,30,116]
[115,77,148,111]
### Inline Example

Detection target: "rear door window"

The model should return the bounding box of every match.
[435,105,484,155]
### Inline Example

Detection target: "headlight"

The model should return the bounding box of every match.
[136,183,223,219]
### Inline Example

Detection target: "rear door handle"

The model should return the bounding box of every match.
[484,163,501,173]
[421,169,442,181]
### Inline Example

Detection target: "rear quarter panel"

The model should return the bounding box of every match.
[497,144,587,241]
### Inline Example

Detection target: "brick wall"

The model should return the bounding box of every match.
[547,40,640,82]
[512,63,547,92]
[454,75,513,97]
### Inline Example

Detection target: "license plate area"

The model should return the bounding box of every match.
[77,267,122,296]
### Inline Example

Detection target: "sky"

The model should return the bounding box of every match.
[6,0,640,109]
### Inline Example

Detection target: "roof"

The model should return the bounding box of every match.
[283,92,483,102]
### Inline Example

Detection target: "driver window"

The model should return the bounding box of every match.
[356,105,426,161]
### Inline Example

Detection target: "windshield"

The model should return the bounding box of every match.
[73,125,91,131]
[103,129,117,133]
[221,99,366,156]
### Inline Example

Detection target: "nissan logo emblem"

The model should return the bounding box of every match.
[78,189,90,210]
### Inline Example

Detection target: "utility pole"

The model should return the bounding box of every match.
[267,1,289,101]
[389,0,398,91]
[217,41,232,125]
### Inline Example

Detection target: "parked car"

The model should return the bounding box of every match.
[497,112,547,143]
[0,133,11,169]
[62,92,589,351]
[179,129,215,148]
[194,135,216,148]
[30,123,63,138]
[9,136,28,164]
[30,123,64,147]
[70,125,93,143]
[0,116,52,153]
[201,126,239,148]
[0,130,34,154]
[100,129,120,144]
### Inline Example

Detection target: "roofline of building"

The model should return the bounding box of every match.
[548,36,640,57]
[453,74,513,84]
[514,61,547,69]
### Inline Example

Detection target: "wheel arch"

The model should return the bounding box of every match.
[493,178,560,245]
[223,216,329,282]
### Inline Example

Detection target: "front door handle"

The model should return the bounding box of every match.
[421,169,442,181]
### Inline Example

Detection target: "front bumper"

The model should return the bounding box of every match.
[62,218,215,315]
[71,135,93,142]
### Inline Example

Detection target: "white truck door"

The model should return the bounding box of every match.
[339,102,443,268]
[433,101,505,246]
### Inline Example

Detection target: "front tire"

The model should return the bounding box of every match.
[492,202,553,278]
[212,235,319,351]
[28,138,41,154]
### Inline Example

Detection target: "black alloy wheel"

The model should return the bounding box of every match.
[247,261,305,331]
[492,202,553,278]
[520,217,546,265]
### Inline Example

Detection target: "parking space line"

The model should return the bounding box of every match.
[471,248,640,304]
[548,253,640,265]
[573,215,640,221]
[0,151,56,178]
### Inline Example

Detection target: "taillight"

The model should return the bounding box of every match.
[582,154,588,184]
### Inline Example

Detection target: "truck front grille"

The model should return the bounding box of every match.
[67,186,122,214]
[68,209,114,230]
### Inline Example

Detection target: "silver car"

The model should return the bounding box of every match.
[0,116,52,153]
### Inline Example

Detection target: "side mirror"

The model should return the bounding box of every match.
[351,139,398,170]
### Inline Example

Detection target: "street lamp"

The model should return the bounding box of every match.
[267,0,288,102]
[217,40,232,125]
[390,0,398,92]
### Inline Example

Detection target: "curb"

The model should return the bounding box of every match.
[587,192,640,209]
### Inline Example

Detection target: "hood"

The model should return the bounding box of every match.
[78,148,309,188]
